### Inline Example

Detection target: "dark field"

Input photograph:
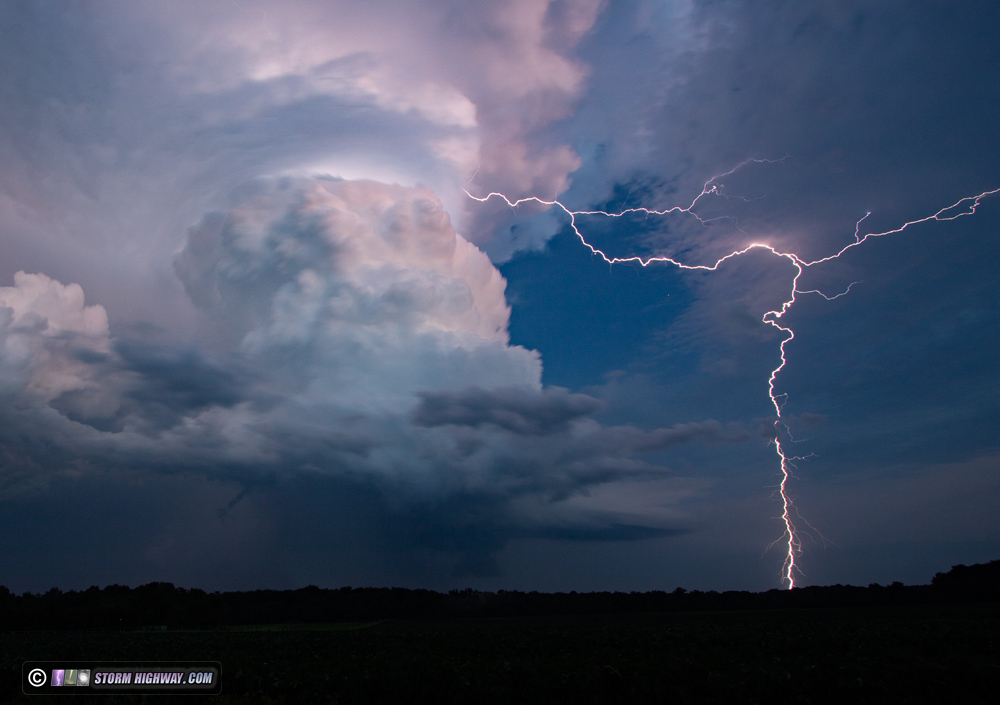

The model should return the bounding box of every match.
[3,605,998,704]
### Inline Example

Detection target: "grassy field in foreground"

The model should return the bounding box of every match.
[2,604,997,704]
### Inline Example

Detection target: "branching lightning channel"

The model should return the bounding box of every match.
[467,166,999,589]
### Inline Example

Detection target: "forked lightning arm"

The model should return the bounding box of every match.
[467,166,999,589]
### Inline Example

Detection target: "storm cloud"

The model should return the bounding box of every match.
[1,176,749,584]
[1,1,998,593]
[413,385,601,435]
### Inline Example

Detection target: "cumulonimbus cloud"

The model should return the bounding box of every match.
[173,177,542,408]
[0,178,753,562]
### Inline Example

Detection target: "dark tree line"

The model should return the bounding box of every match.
[1,560,996,631]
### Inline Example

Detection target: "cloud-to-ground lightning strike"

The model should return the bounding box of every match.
[467,167,999,589]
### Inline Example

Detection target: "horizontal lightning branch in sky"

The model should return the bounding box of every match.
[467,168,999,589]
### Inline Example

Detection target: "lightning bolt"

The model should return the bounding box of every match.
[467,166,999,589]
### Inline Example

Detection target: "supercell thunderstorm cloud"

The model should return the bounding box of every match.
[1,1,999,593]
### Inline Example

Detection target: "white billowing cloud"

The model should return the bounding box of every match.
[175,178,542,411]
[0,272,108,338]
[0,272,113,406]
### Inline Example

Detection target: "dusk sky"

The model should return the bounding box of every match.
[1,0,998,594]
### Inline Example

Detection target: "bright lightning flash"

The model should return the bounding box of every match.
[467,164,999,589]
